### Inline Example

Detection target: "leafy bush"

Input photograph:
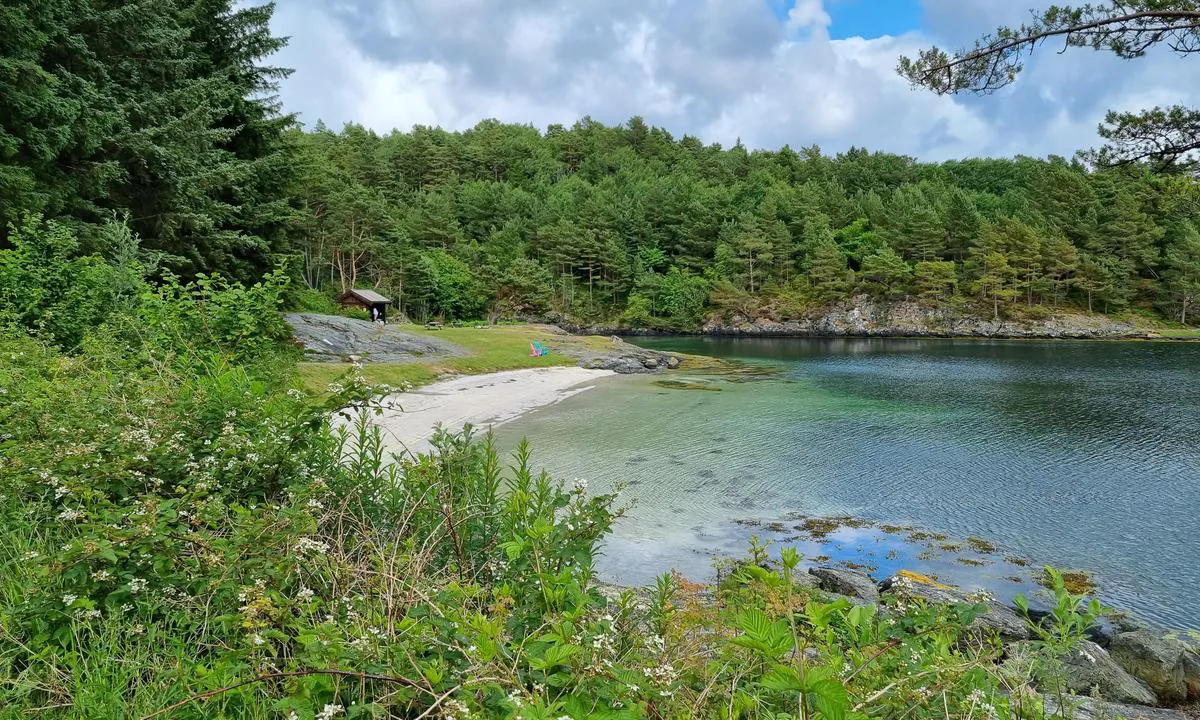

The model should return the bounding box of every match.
[1,319,1043,718]
[0,228,1060,717]
[0,216,145,350]
[290,287,341,314]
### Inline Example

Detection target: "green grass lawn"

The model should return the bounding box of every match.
[296,323,611,395]
[1154,327,1200,339]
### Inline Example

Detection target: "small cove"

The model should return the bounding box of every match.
[495,337,1200,629]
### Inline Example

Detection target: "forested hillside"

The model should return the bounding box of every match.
[3,4,1198,328]
[291,121,1200,326]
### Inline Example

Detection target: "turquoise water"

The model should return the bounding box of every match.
[494,338,1200,629]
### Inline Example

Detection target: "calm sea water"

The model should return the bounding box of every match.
[494,338,1200,629]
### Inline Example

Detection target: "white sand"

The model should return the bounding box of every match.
[366,367,615,457]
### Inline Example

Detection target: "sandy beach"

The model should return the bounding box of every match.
[366,367,615,457]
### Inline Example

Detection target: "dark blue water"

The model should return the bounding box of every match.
[497,338,1200,629]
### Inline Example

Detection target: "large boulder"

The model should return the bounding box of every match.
[808,567,879,603]
[1042,694,1189,720]
[1183,649,1200,699]
[882,572,1032,642]
[1108,631,1189,703]
[1055,640,1158,706]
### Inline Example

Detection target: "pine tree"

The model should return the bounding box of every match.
[973,252,1019,320]
[940,187,982,263]
[1039,235,1079,308]
[1163,222,1200,325]
[882,184,945,261]
[859,246,912,299]
[808,238,850,302]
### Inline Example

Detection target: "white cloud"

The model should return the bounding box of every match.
[786,0,832,35]
[269,0,1200,160]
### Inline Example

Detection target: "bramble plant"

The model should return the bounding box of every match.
[1,219,1062,718]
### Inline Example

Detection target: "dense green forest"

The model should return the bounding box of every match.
[4,4,1200,328]
[288,121,1200,326]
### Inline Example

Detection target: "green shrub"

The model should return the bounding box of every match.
[0,236,1051,718]
[290,287,340,314]
[1,322,1033,718]
[0,215,145,350]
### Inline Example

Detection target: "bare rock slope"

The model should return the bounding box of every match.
[285,313,464,363]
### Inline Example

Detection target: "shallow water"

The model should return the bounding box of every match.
[494,337,1200,629]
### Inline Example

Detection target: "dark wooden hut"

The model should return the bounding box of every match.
[338,288,391,322]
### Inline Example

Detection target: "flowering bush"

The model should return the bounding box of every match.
[0,229,1065,718]
[0,325,1043,719]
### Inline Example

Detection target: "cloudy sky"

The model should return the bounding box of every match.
[269,0,1200,160]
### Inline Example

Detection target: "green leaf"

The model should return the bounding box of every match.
[761,665,804,692]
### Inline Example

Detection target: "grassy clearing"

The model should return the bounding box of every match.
[296,324,609,394]
[1154,327,1200,339]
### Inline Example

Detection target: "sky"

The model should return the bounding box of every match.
[268,0,1200,161]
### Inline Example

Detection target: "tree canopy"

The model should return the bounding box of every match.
[0,0,294,283]
[897,1,1200,172]
[288,118,1200,326]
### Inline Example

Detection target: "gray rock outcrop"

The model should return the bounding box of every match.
[882,574,1032,642]
[1053,640,1158,706]
[285,313,463,363]
[1109,631,1190,703]
[703,296,1144,339]
[1183,649,1200,700]
[1042,694,1189,720]
[808,567,880,603]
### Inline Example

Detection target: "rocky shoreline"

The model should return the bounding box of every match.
[284,313,684,375]
[601,511,1200,717]
[565,296,1171,340]
[703,297,1150,339]
[602,562,1199,718]
[798,566,1200,717]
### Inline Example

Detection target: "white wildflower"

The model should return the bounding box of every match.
[441,698,471,719]
[62,594,78,606]
[294,537,329,556]
[296,586,314,602]
[316,704,344,720]
[129,577,148,594]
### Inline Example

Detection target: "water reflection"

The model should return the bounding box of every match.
[497,338,1200,629]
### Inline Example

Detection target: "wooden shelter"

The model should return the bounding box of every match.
[338,288,391,322]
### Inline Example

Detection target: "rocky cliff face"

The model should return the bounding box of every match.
[702,297,1147,339]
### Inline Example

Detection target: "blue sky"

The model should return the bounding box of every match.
[771,0,923,39]
[269,0,1200,160]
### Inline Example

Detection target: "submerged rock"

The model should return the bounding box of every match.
[808,567,880,603]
